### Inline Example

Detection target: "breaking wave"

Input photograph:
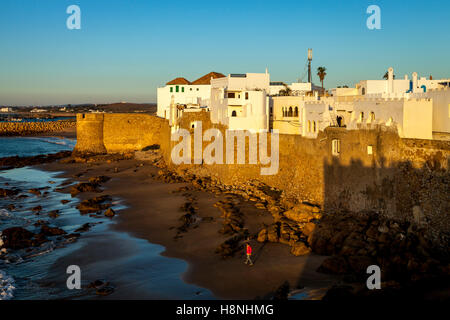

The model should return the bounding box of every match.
[0,270,15,300]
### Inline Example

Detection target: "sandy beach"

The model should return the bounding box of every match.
[37,156,338,299]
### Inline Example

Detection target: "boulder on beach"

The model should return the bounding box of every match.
[0,188,19,198]
[290,242,311,256]
[0,227,47,249]
[40,225,67,236]
[317,256,350,275]
[283,203,321,223]
[28,188,41,196]
[75,223,92,233]
[76,195,112,214]
[32,205,42,212]
[89,176,111,184]
[215,235,245,259]
[70,182,101,196]
[104,208,115,217]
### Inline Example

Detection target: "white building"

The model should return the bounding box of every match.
[353,67,450,97]
[0,107,12,113]
[272,67,450,140]
[30,108,46,113]
[157,72,225,119]
[210,71,271,131]
[269,81,312,96]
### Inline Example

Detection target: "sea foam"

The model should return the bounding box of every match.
[0,270,15,300]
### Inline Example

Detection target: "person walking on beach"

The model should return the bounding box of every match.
[245,243,253,266]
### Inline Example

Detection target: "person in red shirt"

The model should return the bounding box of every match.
[245,243,253,266]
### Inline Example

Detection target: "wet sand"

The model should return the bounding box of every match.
[39,158,338,299]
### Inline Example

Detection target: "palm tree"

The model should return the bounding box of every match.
[317,67,327,89]
[278,84,292,96]
[383,71,395,80]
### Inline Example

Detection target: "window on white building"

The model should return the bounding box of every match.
[332,139,340,156]
[228,92,235,98]
[370,112,375,122]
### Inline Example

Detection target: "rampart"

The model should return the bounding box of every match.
[73,113,170,155]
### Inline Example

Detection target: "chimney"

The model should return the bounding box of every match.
[412,72,418,92]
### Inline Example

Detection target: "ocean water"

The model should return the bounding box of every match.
[0,137,76,158]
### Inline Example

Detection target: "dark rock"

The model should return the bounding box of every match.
[28,188,41,196]
[1,227,47,249]
[0,188,19,198]
[75,223,91,233]
[89,176,111,184]
[273,281,290,300]
[32,205,42,212]
[34,220,48,226]
[70,182,101,196]
[76,195,111,214]
[290,242,311,256]
[317,256,350,275]
[104,208,115,217]
[215,235,245,259]
[347,255,376,274]
[141,144,160,151]
[48,210,60,218]
[96,286,114,296]
[61,199,70,204]
[63,233,81,239]
[40,225,67,236]
[0,151,72,169]
[88,279,107,289]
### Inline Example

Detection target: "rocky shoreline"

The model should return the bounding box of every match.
[136,148,450,300]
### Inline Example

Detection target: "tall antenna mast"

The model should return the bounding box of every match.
[307,48,313,83]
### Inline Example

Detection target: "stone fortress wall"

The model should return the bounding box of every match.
[74,111,450,236]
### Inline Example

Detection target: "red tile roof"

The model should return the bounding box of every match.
[166,77,191,85]
[191,72,226,85]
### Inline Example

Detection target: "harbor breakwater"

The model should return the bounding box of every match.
[0,120,76,136]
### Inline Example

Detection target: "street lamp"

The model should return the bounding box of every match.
[307,48,313,83]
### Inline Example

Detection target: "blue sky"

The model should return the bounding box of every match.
[0,0,449,105]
